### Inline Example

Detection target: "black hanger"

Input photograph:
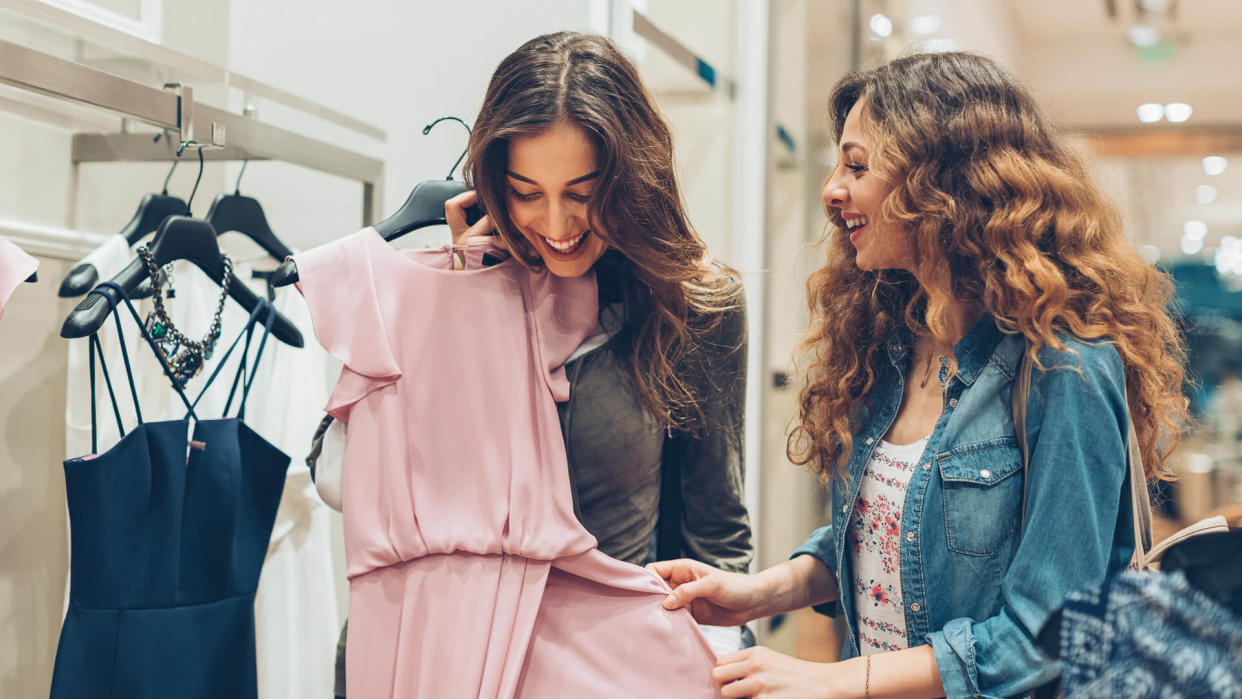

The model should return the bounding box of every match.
[59,152,188,298]
[269,179,484,287]
[61,149,304,347]
[25,270,37,283]
[60,216,303,347]
[271,116,482,287]
[205,161,295,262]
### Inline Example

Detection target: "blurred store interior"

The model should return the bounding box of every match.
[1,0,1241,692]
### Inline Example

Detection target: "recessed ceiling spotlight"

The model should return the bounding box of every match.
[910,15,940,35]
[1196,185,1218,205]
[1127,25,1160,47]
[1181,236,1204,256]
[1165,102,1193,123]
[1136,103,1164,123]
[1203,156,1228,176]
[1184,220,1208,240]
[870,13,893,38]
[922,38,958,53]
[1216,236,1242,276]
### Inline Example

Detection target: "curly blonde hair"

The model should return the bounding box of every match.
[788,52,1187,481]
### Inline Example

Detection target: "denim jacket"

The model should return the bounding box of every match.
[793,315,1136,699]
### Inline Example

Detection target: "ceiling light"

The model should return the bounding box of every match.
[910,15,940,35]
[1216,237,1242,276]
[1136,103,1164,123]
[1181,236,1204,255]
[1196,185,1218,205]
[869,13,893,38]
[1203,156,1228,176]
[922,38,958,53]
[1165,102,1193,123]
[1184,220,1208,239]
[1127,25,1160,47]
[1139,244,1162,263]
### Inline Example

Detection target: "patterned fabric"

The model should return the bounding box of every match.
[1060,569,1242,698]
[849,437,927,655]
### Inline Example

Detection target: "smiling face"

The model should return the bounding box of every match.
[821,99,912,273]
[504,121,610,277]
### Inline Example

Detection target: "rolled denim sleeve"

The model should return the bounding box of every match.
[927,341,1131,698]
[791,525,840,617]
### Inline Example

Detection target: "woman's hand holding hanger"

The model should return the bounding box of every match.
[445,190,498,247]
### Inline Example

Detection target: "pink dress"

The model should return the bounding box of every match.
[296,228,720,698]
[0,236,38,318]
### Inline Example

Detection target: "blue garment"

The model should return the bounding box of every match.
[50,283,289,699]
[1059,570,1242,697]
[792,315,1135,699]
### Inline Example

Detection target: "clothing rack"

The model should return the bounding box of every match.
[0,38,385,239]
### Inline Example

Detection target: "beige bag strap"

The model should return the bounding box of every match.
[1012,346,1154,569]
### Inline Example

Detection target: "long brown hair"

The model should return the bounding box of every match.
[466,31,740,431]
[788,52,1187,481]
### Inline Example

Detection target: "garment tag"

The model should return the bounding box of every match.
[189,439,207,451]
[452,250,466,270]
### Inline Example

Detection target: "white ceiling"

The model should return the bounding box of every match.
[1009,0,1242,129]
[1007,0,1242,43]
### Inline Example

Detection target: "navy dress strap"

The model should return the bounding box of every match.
[225,299,277,420]
[87,282,146,454]
[187,299,269,419]
[94,281,196,419]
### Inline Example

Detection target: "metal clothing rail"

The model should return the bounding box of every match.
[0,38,383,226]
[632,9,737,98]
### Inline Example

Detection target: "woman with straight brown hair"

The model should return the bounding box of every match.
[449,30,754,647]
[327,31,752,697]
[651,50,1188,698]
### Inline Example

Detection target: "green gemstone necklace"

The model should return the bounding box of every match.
[136,244,233,388]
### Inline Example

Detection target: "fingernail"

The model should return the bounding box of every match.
[663,595,679,609]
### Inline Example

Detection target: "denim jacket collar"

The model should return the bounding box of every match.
[884,313,1012,388]
[952,314,1007,386]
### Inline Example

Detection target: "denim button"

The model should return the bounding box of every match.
[948,398,958,407]
[866,437,874,445]
[980,469,992,479]
[922,461,931,471]
[842,504,849,514]
[906,531,915,542]
[910,602,921,612]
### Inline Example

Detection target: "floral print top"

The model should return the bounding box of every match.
[848,435,928,655]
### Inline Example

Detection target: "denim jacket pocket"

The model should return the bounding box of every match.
[937,438,1024,556]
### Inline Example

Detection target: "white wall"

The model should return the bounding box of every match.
[225,0,596,252]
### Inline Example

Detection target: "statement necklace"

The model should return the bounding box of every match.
[136,244,233,388]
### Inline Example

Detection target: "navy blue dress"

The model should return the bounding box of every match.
[51,283,289,699]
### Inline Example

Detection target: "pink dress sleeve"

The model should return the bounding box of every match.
[295,229,402,421]
[527,269,599,402]
[0,236,38,319]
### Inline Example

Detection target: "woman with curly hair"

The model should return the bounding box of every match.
[651,51,1187,698]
